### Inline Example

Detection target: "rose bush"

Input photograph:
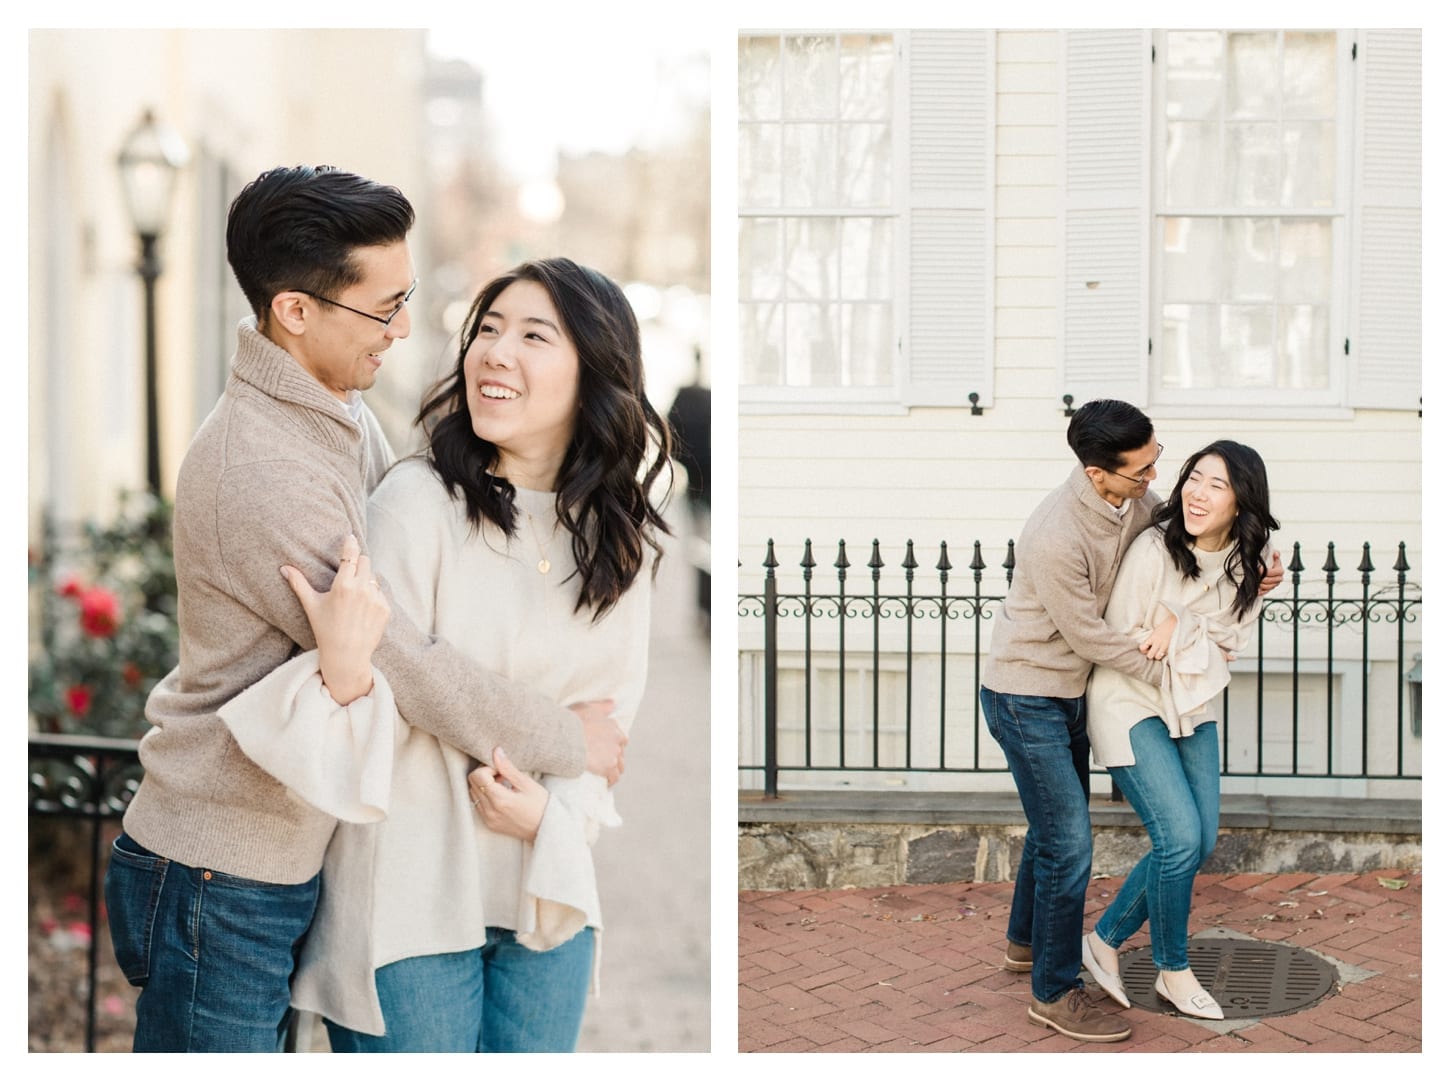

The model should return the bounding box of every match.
[28,492,178,740]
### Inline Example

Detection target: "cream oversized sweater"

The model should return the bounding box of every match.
[221,458,653,1035]
[1086,528,1262,767]
[123,320,586,885]
[982,465,1165,698]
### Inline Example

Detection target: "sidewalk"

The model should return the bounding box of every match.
[740,870,1421,1052]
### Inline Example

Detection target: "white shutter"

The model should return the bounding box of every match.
[1348,30,1421,411]
[902,30,993,408]
[1059,30,1150,409]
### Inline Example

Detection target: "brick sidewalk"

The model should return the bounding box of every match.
[739,870,1421,1052]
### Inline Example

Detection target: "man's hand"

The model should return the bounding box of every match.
[282,533,390,705]
[1259,548,1285,595]
[468,748,549,842]
[572,699,626,786]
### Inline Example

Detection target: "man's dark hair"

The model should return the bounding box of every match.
[1065,399,1154,470]
[225,165,415,321]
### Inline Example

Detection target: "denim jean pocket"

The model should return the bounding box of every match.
[103,833,169,986]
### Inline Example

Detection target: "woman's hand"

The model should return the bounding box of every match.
[469,748,549,842]
[281,533,390,705]
[1139,612,1177,661]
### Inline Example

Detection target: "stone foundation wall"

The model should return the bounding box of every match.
[738,821,1423,891]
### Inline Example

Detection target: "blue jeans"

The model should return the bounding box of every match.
[325,927,595,1053]
[1094,719,1220,972]
[980,688,1092,1003]
[103,832,319,1052]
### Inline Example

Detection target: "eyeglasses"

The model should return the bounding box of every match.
[299,279,417,328]
[1110,443,1164,483]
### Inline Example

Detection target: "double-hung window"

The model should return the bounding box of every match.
[1061,29,1419,414]
[739,31,994,411]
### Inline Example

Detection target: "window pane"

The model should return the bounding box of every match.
[785,218,840,300]
[1224,218,1276,301]
[1165,122,1223,206]
[840,123,892,205]
[739,218,783,300]
[1160,303,1219,388]
[783,124,838,206]
[783,35,837,120]
[1281,121,1335,207]
[840,34,893,120]
[739,123,781,207]
[1226,32,1277,119]
[1277,304,1330,388]
[1278,219,1332,302]
[1283,32,1336,119]
[785,302,839,385]
[1221,304,1275,387]
[843,302,894,386]
[1164,31,1223,121]
[840,218,892,299]
[1162,217,1219,302]
[740,302,783,385]
[739,36,781,120]
[1227,122,1281,207]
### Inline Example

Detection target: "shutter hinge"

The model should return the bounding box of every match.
[1344,338,1351,355]
[1151,44,1156,62]
[1148,338,1153,356]
[1352,41,1358,61]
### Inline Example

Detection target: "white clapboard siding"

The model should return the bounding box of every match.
[1058,29,1150,407]
[902,30,994,407]
[1349,29,1422,411]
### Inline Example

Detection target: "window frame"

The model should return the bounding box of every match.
[1146,28,1356,410]
[738,30,910,412]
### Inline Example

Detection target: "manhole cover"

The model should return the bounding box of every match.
[1117,939,1338,1019]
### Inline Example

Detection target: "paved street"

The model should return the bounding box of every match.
[740,870,1421,1053]
[578,507,711,1052]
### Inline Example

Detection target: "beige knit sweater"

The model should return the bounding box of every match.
[220,459,652,1035]
[982,465,1165,698]
[1087,529,1262,767]
[123,320,586,884]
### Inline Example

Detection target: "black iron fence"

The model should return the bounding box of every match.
[739,539,1422,798]
[28,734,143,1052]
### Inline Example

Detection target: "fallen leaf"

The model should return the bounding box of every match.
[1378,877,1408,890]
[1276,901,1299,908]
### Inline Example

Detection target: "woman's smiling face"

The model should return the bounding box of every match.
[462,279,581,489]
[1181,453,1237,551]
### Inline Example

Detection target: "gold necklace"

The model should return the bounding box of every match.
[521,509,557,575]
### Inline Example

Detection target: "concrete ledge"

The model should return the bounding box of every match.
[738,790,1422,891]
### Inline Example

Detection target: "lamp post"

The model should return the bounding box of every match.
[116,109,188,494]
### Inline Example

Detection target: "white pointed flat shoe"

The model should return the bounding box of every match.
[1154,972,1224,1019]
[1081,934,1131,1009]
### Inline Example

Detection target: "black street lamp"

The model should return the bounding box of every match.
[117,109,188,494]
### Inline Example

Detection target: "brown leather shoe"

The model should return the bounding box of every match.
[1028,988,1132,1043]
[1003,939,1033,973]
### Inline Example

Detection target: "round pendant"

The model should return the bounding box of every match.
[538,559,551,574]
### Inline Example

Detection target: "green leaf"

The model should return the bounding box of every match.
[1377,877,1409,890]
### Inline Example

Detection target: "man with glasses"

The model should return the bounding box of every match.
[105,166,627,1052]
[979,399,1276,1043]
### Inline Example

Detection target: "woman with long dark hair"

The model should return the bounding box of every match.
[222,258,670,1051]
[1078,441,1278,1021]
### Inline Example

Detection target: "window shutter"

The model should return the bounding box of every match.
[902,30,993,408]
[1348,30,1421,411]
[1059,30,1150,408]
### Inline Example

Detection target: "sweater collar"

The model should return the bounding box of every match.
[1067,463,1146,527]
[229,318,363,453]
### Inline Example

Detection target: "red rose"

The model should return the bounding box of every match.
[66,685,93,716]
[79,587,120,637]
[122,662,143,688]
[56,574,83,598]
